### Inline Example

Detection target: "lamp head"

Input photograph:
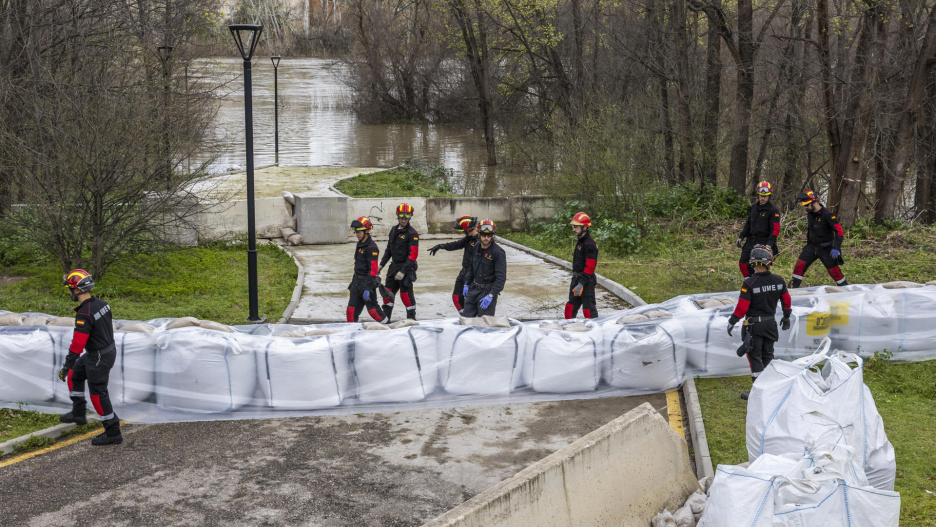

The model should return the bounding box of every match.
[271,56,281,68]
[228,24,263,61]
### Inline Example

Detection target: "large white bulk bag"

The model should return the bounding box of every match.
[155,328,259,413]
[109,331,157,406]
[825,291,898,356]
[746,339,896,490]
[348,326,439,403]
[0,327,58,403]
[603,319,685,391]
[256,335,344,409]
[683,309,751,377]
[773,296,831,361]
[890,289,936,360]
[526,326,601,393]
[441,325,525,395]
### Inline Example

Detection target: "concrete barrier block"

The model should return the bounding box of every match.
[295,195,348,244]
[347,197,428,237]
[426,198,512,233]
[423,402,699,527]
[508,196,561,230]
[194,198,289,241]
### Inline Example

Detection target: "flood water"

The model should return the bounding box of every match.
[193,57,538,197]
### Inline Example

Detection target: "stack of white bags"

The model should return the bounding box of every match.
[698,338,900,526]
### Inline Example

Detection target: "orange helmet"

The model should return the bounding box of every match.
[396,203,414,218]
[455,215,478,232]
[756,181,772,196]
[570,212,591,227]
[798,190,818,206]
[351,216,374,231]
[478,219,496,235]
[63,269,95,292]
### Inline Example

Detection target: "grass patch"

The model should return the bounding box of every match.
[696,359,936,526]
[335,163,459,198]
[0,242,297,325]
[0,407,61,442]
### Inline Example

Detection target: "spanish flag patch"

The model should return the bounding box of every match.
[76,320,85,326]
[741,288,748,293]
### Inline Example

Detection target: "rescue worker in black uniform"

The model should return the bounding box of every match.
[566,212,599,319]
[462,219,507,317]
[380,203,420,320]
[736,180,781,278]
[58,269,123,445]
[727,245,793,400]
[347,216,389,323]
[791,190,848,288]
[427,215,480,315]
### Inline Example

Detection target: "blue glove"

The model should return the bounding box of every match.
[363,290,370,301]
[479,294,493,310]
[830,249,840,259]
[463,285,469,297]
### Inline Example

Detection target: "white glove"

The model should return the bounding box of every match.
[395,271,405,281]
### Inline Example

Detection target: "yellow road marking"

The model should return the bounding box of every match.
[0,426,106,469]
[666,390,685,440]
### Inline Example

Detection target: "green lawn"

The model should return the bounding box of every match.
[1,242,297,325]
[334,163,459,198]
[507,221,936,525]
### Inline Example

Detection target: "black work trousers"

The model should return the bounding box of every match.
[68,349,116,419]
[463,284,498,317]
[745,320,777,380]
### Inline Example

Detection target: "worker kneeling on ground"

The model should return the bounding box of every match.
[380,203,420,321]
[427,215,479,315]
[347,217,389,323]
[58,269,123,445]
[791,190,848,288]
[462,219,506,317]
[727,245,792,400]
[736,180,781,277]
[566,211,599,319]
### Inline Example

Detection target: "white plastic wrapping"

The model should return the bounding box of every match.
[602,319,685,391]
[349,327,439,403]
[523,325,601,393]
[440,325,525,395]
[256,335,346,409]
[0,327,57,403]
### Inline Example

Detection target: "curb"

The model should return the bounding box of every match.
[278,245,306,324]
[682,377,715,479]
[496,237,647,307]
[0,423,77,456]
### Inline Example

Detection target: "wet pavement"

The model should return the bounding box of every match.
[0,395,667,527]
[288,236,630,323]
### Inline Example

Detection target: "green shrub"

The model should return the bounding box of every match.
[530,201,645,256]
[643,182,748,221]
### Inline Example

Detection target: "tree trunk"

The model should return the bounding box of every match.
[673,0,695,182]
[701,15,722,186]
[727,0,753,195]
[449,0,497,165]
[660,77,677,182]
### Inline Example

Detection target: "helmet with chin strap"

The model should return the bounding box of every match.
[351,216,374,231]
[570,212,591,227]
[63,269,95,292]
[749,245,775,267]
[455,215,478,232]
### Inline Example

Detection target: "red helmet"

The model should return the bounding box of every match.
[396,203,414,218]
[478,219,496,235]
[455,215,478,232]
[570,212,591,227]
[63,269,95,292]
[756,181,772,196]
[798,190,818,206]
[351,216,374,231]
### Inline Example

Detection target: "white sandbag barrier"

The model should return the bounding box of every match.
[1,282,935,422]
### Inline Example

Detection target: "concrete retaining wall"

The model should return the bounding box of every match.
[194,198,291,242]
[295,195,348,244]
[425,196,559,232]
[422,402,699,527]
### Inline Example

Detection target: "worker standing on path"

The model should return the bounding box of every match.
[727,245,792,400]
[736,181,781,278]
[347,217,389,323]
[58,269,123,445]
[380,203,420,320]
[791,190,848,288]
[566,212,599,319]
[462,219,507,317]
[427,215,480,315]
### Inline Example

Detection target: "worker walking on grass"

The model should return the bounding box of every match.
[736,181,781,278]
[347,217,389,323]
[566,212,599,319]
[791,190,848,288]
[462,219,507,317]
[727,245,792,400]
[380,203,420,320]
[58,269,123,445]
[427,215,480,315]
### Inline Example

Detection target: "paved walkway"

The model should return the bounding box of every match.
[288,236,630,323]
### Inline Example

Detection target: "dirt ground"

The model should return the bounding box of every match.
[0,395,668,527]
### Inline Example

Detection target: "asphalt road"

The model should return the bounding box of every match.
[0,395,668,527]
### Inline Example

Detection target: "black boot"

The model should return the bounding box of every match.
[791,278,801,288]
[60,398,87,426]
[92,416,123,446]
[406,308,416,320]
[838,279,849,286]
[740,392,750,400]
[383,306,393,322]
